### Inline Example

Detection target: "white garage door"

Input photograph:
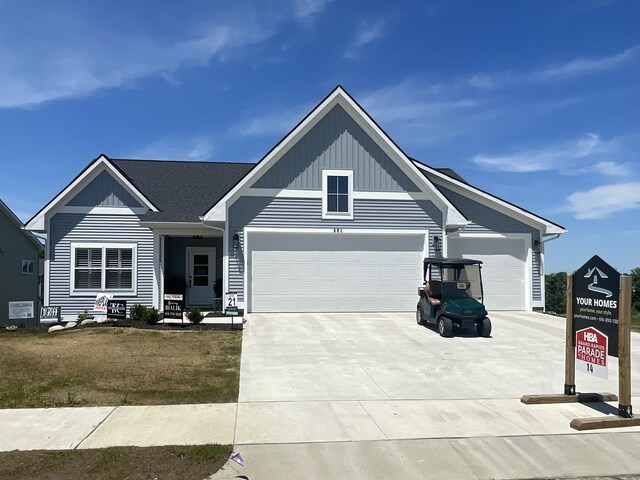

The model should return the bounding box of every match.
[249,233,425,312]
[448,237,528,310]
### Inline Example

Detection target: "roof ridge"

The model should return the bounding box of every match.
[111,158,256,165]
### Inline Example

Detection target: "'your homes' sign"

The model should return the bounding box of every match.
[572,255,620,357]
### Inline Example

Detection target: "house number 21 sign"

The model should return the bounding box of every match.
[225,292,238,316]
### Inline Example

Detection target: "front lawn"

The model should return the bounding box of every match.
[0,328,241,408]
[0,444,231,480]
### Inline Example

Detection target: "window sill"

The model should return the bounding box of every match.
[69,290,137,297]
[322,212,354,220]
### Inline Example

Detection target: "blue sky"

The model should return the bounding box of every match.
[1,0,638,274]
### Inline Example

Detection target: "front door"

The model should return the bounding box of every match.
[186,247,215,307]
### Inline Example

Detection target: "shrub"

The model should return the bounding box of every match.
[130,304,146,322]
[186,308,204,324]
[130,304,160,325]
[77,310,94,322]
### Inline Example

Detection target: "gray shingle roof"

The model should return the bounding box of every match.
[111,159,255,222]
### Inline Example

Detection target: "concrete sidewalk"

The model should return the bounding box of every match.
[0,404,236,451]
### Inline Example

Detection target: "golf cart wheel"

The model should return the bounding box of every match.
[438,317,453,337]
[416,306,426,326]
[477,317,492,337]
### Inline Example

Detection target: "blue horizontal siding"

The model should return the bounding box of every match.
[49,213,153,319]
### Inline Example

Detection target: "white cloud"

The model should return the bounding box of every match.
[292,0,332,20]
[468,45,640,89]
[237,103,312,136]
[0,2,327,109]
[127,135,215,161]
[343,20,386,59]
[563,182,640,219]
[473,133,638,176]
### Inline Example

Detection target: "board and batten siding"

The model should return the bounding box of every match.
[49,213,153,319]
[227,196,442,301]
[436,185,543,301]
[66,171,142,208]
[253,105,420,192]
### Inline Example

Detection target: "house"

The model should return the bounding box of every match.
[1,199,44,327]
[25,86,566,321]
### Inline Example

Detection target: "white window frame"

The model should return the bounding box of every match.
[22,259,34,274]
[322,170,354,220]
[70,243,137,296]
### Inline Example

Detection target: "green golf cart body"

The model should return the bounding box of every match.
[416,257,492,337]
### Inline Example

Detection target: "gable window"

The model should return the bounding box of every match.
[71,243,136,294]
[22,260,34,274]
[322,170,354,219]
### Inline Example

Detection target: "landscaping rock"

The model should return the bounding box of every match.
[96,318,112,324]
[80,318,97,325]
[64,321,78,329]
[48,325,65,333]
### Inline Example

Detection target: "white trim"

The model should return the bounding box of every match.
[44,217,50,305]
[58,206,149,215]
[203,87,466,228]
[447,232,532,311]
[142,224,224,237]
[152,232,160,308]
[25,155,157,232]
[322,170,354,220]
[414,161,566,235]
[69,242,138,296]
[160,235,165,309]
[245,187,432,201]
[243,226,429,313]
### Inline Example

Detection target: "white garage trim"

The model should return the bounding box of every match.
[243,227,430,312]
[447,232,532,311]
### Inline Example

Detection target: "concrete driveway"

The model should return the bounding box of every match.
[217,312,640,479]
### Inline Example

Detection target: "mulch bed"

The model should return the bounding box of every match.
[1,317,243,334]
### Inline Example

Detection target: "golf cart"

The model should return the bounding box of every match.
[416,257,491,338]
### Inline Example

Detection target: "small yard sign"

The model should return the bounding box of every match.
[39,306,61,322]
[163,294,184,319]
[576,326,608,379]
[107,300,127,320]
[9,301,34,319]
[225,291,238,316]
[94,294,113,313]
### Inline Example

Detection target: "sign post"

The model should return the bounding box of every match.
[522,255,619,405]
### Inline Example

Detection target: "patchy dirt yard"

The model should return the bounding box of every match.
[0,444,231,480]
[0,328,242,408]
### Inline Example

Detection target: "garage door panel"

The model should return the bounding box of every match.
[250,233,424,312]
[448,237,527,311]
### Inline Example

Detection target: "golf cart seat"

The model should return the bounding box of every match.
[423,282,441,305]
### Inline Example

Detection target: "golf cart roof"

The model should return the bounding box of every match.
[423,257,483,266]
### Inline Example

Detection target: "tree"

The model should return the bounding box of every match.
[545,272,567,314]
[631,267,640,314]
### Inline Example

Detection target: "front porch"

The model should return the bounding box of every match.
[149,224,228,312]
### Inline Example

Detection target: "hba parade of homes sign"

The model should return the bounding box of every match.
[572,255,620,359]
[575,326,608,379]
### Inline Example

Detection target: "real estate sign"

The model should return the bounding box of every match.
[8,301,34,319]
[163,294,184,319]
[572,255,620,357]
[39,306,61,322]
[576,326,608,379]
[107,300,127,320]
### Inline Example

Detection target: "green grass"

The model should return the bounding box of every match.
[0,328,242,408]
[0,444,232,480]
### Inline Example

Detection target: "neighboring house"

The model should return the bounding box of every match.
[0,199,44,327]
[26,86,566,321]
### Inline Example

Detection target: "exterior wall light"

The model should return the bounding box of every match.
[432,235,442,256]
[533,240,542,255]
[232,233,240,252]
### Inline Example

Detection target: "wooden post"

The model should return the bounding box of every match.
[564,274,576,395]
[618,275,632,418]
